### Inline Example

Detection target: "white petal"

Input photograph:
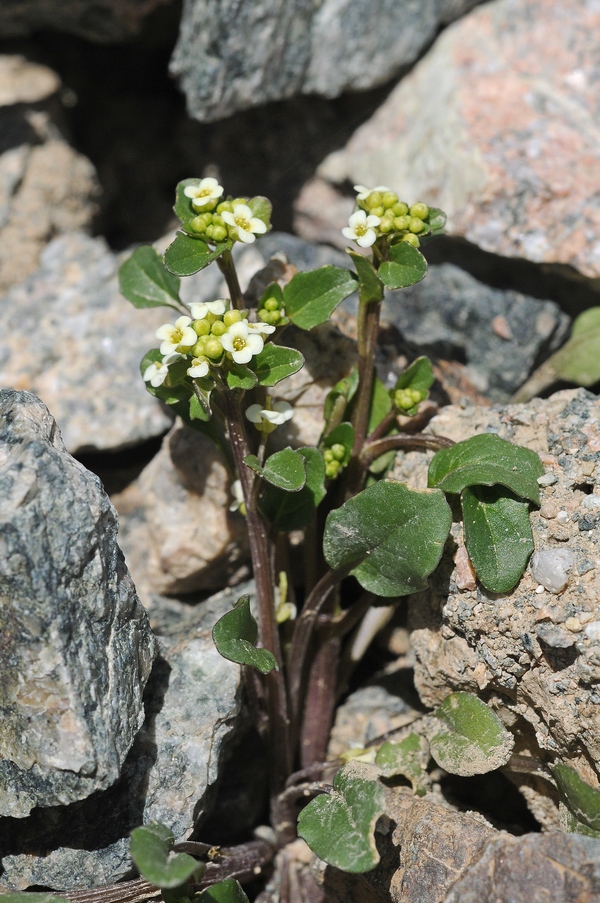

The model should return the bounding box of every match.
[206,299,227,314]
[199,177,220,191]
[156,323,175,340]
[273,401,294,421]
[220,334,234,353]
[180,326,199,346]
[159,339,177,355]
[248,322,276,334]
[365,215,381,227]
[233,203,252,218]
[232,347,253,364]
[245,333,264,355]
[341,227,357,241]
[249,217,267,235]
[189,302,208,319]
[175,316,192,329]
[184,185,200,198]
[236,227,256,244]
[227,321,250,339]
[162,352,182,364]
[348,210,367,227]
[245,404,264,423]
[221,211,236,226]
[192,196,213,208]
[187,360,209,378]
[357,229,377,248]
[143,363,159,382]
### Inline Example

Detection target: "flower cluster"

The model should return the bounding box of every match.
[393,387,426,412]
[143,299,275,388]
[257,290,289,327]
[342,184,431,249]
[184,179,267,245]
[323,443,346,479]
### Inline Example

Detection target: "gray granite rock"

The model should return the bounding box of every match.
[381,262,570,401]
[0,583,249,890]
[0,55,100,295]
[390,388,600,818]
[0,232,175,454]
[170,0,482,122]
[312,0,600,279]
[0,0,169,41]
[0,389,158,819]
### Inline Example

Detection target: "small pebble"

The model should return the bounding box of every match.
[538,472,558,487]
[530,548,575,593]
[584,621,600,641]
[535,585,545,594]
[556,510,570,524]
[565,617,582,632]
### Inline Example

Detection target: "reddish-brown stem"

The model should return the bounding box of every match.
[360,432,455,470]
[299,635,342,768]
[221,388,292,826]
[218,249,245,310]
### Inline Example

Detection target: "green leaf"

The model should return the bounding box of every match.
[164,232,228,276]
[323,481,452,596]
[395,356,435,393]
[297,762,385,874]
[130,823,204,889]
[375,733,429,796]
[260,447,326,530]
[174,178,202,226]
[428,433,544,504]
[348,251,384,305]
[226,362,257,390]
[194,879,250,903]
[212,595,278,674]
[119,246,182,311]
[367,375,393,435]
[323,422,354,467]
[284,266,358,331]
[461,485,534,592]
[427,207,447,234]
[251,343,304,387]
[553,763,600,832]
[245,447,306,492]
[429,692,514,776]
[189,388,212,421]
[378,243,427,290]
[247,195,272,229]
[548,307,600,386]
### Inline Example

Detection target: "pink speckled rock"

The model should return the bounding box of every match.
[305,0,600,278]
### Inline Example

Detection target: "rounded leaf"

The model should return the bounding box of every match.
[429,692,514,776]
[213,595,278,674]
[130,823,203,888]
[284,266,357,330]
[119,246,182,311]
[553,763,600,832]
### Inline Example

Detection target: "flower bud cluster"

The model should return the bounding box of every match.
[258,291,289,327]
[393,387,425,412]
[342,184,431,249]
[144,299,276,388]
[323,443,346,479]
[184,180,267,245]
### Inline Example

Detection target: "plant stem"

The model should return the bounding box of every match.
[360,432,454,471]
[218,249,245,310]
[344,299,382,496]
[299,635,341,768]
[221,387,292,826]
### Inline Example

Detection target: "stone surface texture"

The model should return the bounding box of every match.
[0,583,248,890]
[0,232,175,454]
[0,389,157,819]
[170,0,482,122]
[0,1,170,41]
[308,0,600,279]
[0,56,100,294]
[390,388,600,791]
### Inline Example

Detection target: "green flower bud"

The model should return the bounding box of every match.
[190,213,211,233]
[330,443,346,462]
[370,206,385,218]
[192,319,211,336]
[216,201,233,214]
[392,202,409,217]
[210,225,228,242]
[325,460,341,479]
[258,309,280,325]
[366,191,383,209]
[393,216,410,231]
[223,309,243,327]
[212,214,225,226]
[382,191,398,209]
[177,343,195,354]
[205,224,217,240]
[323,449,335,463]
[205,312,219,325]
[408,217,425,234]
[409,202,429,220]
[204,337,224,360]
[203,198,219,213]
[211,320,227,336]
[394,387,424,411]
[379,218,394,233]
[263,297,280,312]
[230,197,247,208]
[401,233,420,248]
[192,336,209,356]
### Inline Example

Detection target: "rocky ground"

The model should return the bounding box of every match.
[2,0,600,900]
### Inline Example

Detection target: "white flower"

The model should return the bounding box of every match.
[156,316,197,354]
[229,479,246,513]
[143,352,181,388]
[221,204,268,244]
[220,320,264,363]
[188,299,227,319]
[183,177,224,209]
[353,184,391,200]
[246,401,293,429]
[248,321,276,335]
[342,210,381,248]
[187,357,210,378]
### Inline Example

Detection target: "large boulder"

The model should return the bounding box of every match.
[300,0,600,280]
[170,0,482,122]
[0,55,100,295]
[0,389,157,818]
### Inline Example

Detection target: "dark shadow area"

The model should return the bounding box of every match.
[440,769,540,835]
[75,431,167,495]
